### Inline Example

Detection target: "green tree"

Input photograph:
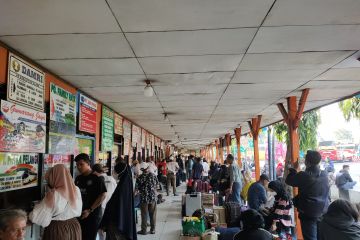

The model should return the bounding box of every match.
[339,96,360,121]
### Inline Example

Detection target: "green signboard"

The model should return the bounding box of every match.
[101,106,114,152]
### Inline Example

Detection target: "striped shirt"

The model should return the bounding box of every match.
[272,198,293,227]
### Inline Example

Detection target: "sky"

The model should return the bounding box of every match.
[317,102,360,143]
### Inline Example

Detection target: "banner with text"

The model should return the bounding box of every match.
[114,113,123,135]
[79,94,97,134]
[101,106,114,152]
[123,119,131,156]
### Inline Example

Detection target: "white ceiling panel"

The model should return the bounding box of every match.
[333,51,360,68]
[149,72,233,86]
[239,51,354,71]
[304,80,360,90]
[63,75,145,88]
[162,101,218,108]
[315,68,360,81]
[0,0,119,35]
[155,84,227,96]
[264,0,360,26]
[0,33,134,59]
[126,28,257,57]
[139,55,243,74]
[233,69,321,84]
[249,25,360,53]
[37,58,143,76]
[80,86,144,96]
[108,0,274,31]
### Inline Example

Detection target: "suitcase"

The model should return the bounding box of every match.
[194,180,211,193]
[185,193,202,216]
[224,202,243,227]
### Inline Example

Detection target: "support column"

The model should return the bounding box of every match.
[277,88,309,240]
[234,127,242,168]
[215,140,219,163]
[225,133,231,157]
[219,138,224,163]
[248,115,262,180]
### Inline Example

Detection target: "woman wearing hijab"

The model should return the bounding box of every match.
[99,160,137,240]
[267,180,293,240]
[29,164,82,239]
[319,199,360,240]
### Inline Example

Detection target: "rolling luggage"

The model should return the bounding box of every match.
[224,202,246,227]
[194,180,211,193]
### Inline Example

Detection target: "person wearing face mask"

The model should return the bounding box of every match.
[267,180,293,239]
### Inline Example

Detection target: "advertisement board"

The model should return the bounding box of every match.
[131,125,141,148]
[101,106,114,152]
[0,100,46,153]
[49,83,76,154]
[141,129,146,148]
[0,153,39,192]
[7,53,45,111]
[114,113,123,135]
[123,119,131,156]
[79,94,97,134]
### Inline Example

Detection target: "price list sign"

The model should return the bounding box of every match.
[101,106,114,152]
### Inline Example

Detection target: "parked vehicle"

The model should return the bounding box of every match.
[318,141,337,161]
[336,144,356,161]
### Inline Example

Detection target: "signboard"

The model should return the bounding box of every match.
[114,113,123,135]
[150,134,155,155]
[132,125,141,148]
[146,132,151,150]
[74,138,93,158]
[0,100,46,153]
[7,53,45,111]
[49,83,76,154]
[44,155,71,173]
[79,94,97,134]
[123,119,131,156]
[101,106,114,152]
[141,129,146,148]
[0,153,39,192]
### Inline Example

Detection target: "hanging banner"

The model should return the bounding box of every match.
[123,119,131,156]
[79,94,97,134]
[7,53,45,111]
[161,141,165,150]
[141,129,146,148]
[49,83,76,154]
[0,100,46,153]
[131,125,141,148]
[101,106,114,152]
[0,153,39,192]
[150,134,155,155]
[114,113,123,135]
[146,132,151,150]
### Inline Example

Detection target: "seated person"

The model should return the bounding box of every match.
[233,209,273,240]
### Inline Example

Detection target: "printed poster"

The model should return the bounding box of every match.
[123,119,131,156]
[79,94,97,134]
[49,83,76,154]
[0,100,46,153]
[44,155,71,174]
[101,106,114,152]
[7,53,45,111]
[131,125,141,148]
[146,132,151,151]
[141,129,146,148]
[114,113,123,135]
[0,153,39,192]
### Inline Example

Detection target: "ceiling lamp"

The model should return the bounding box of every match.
[144,80,153,97]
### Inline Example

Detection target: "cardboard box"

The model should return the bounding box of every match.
[213,206,226,224]
[201,193,214,207]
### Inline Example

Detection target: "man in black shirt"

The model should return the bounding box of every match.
[75,153,107,240]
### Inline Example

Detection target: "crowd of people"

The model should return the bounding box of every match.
[1,150,360,240]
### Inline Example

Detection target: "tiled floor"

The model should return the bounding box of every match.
[137,184,186,240]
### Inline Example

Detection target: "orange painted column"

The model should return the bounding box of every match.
[225,133,231,157]
[215,140,219,163]
[234,127,242,168]
[219,138,224,164]
[248,116,262,180]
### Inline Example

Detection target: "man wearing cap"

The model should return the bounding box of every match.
[135,162,159,235]
[247,174,270,211]
[286,150,330,240]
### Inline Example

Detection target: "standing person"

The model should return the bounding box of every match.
[0,209,27,240]
[286,150,330,240]
[29,164,82,240]
[100,160,137,240]
[192,157,204,181]
[267,180,293,239]
[136,162,159,235]
[241,170,255,203]
[92,164,117,240]
[233,209,273,240]
[226,154,243,204]
[335,165,357,201]
[201,158,210,181]
[157,159,167,191]
[218,164,230,205]
[247,174,270,211]
[186,155,194,180]
[319,199,360,240]
[166,158,180,196]
[75,153,107,240]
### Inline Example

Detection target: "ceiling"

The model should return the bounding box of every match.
[1,0,360,149]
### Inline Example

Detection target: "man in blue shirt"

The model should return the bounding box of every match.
[247,174,270,210]
[192,157,204,180]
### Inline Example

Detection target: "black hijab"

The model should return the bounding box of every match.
[268,180,289,201]
[100,162,137,240]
